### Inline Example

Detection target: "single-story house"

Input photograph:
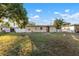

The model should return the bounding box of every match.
[61,24,79,33]
[25,25,56,32]
[15,25,56,32]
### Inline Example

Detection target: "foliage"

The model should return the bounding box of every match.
[4,22,10,28]
[0,3,28,28]
[53,18,64,29]
[0,19,3,23]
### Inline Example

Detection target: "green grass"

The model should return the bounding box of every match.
[28,32,79,56]
[0,32,79,56]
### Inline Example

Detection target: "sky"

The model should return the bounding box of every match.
[23,3,79,25]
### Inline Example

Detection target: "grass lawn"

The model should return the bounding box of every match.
[28,32,79,56]
[0,32,79,56]
[0,32,32,56]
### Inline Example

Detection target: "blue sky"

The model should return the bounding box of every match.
[23,3,79,25]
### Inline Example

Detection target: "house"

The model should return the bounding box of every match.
[61,24,79,33]
[13,25,56,32]
[25,25,56,32]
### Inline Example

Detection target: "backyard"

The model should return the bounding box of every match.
[0,32,79,56]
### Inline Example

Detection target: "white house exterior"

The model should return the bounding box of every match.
[2,28,10,32]
[14,28,27,32]
[61,25,75,33]
[25,25,56,32]
[61,24,79,33]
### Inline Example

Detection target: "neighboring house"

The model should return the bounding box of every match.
[61,24,79,33]
[74,24,79,33]
[61,25,75,33]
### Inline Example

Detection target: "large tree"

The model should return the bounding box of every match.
[0,3,28,29]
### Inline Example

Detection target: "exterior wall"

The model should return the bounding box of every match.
[49,27,56,32]
[2,28,10,32]
[2,26,51,32]
[61,26,75,33]
[26,26,47,32]
[25,26,56,32]
[15,28,27,32]
[69,26,75,32]
[12,25,79,33]
[34,27,47,32]
[61,26,69,32]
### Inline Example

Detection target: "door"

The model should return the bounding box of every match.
[46,26,50,32]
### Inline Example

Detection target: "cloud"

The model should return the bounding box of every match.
[65,9,70,13]
[28,19,31,21]
[71,13,79,18]
[36,20,51,25]
[29,15,40,21]
[36,9,42,12]
[56,12,79,24]
[60,13,79,19]
[54,11,60,14]
[30,14,33,16]
[59,14,70,18]
[32,15,40,19]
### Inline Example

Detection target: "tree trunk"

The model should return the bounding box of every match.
[10,28,15,32]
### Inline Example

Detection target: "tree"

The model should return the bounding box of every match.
[0,3,28,30]
[53,18,64,32]
[0,18,4,32]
